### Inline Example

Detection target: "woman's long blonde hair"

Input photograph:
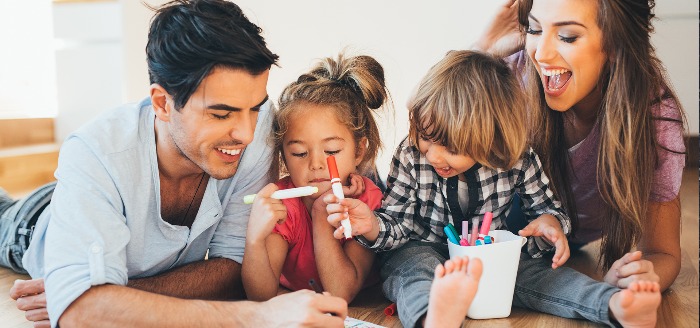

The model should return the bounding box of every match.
[519,0,686,270]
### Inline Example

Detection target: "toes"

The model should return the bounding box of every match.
[434,263,446,279]
[444,259,457,273]
[468,258,483,281]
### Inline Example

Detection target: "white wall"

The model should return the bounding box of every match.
[122,0,698,176]
[0,1,56,119]
[53,1,123,142]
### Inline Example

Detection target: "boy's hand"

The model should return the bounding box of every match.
[323,194,378,241]
[518,214,570,269]
[342,173,365,198]
[246,183,287,244]
[604,251,659,288]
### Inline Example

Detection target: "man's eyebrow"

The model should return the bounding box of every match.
[207,95,269,112]
[529,14,587,28]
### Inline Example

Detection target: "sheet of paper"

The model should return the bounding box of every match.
[345,316,386,328]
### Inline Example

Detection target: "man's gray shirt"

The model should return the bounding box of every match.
[23,98,274,327]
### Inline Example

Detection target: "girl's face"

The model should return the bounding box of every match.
[525,0,608,113]
[417,135,476,180]
[282,104,364,200]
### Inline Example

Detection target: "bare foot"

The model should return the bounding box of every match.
[424,256,483,328]
[609,281,661,328]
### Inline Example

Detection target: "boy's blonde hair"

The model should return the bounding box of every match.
[274,53,390,176]
[408,50,527,169]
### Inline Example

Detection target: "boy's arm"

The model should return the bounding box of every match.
[515,148,572,257]
[356,140,422,251]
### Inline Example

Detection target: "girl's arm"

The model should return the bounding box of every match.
[311,203,375,303]
[241,183,289,301]
[604,196,681,291]
[242,233,289,301]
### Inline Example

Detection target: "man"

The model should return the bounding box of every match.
[1,1,347,327]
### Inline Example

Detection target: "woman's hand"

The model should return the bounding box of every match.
[472,0,524,57]
[518,214,570,269]
[604,251,660,288]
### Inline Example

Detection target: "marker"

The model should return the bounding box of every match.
[243,186,319,204]
[309,279,337,317]
[470,217,479,246]
[461,221,470,245]
[327,156,352,238]
[384,303,397,316]
[484,235,493,244]
[443,224,460,244]
[308,279,323,294]
[479,211,493,236]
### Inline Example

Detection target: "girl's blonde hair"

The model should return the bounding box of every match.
[408,50,527,169]
[274,53,390,176]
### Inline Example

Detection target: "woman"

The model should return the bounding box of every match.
[476,0,686,292]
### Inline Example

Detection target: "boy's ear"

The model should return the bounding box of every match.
[150,83,173,122]
[354,137,368,167]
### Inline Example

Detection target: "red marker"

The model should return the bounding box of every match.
[327,156,352,238]
[479,211,493,236]
[384,303,397,316]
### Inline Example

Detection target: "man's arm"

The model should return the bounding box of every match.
[59,285,348,328]
[127,257,244,300]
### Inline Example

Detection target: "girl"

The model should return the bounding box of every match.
[324,51,661,328]
[241,53,387,303]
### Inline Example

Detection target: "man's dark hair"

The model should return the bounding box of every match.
[146,0,279,110]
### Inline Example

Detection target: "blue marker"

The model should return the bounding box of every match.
[443,225,460,244]
[484,235,493,244]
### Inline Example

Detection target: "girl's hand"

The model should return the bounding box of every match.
[323,194,376,240]
[343,173,365,198]
[472,0,523,57]
[604,251,660,288]
[518,214,570,269]
[246,183,287,244]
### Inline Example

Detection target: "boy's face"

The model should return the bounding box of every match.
[282,104,364,199]
[162,67,270,180]
[417,135,476,180]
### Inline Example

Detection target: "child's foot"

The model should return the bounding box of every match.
[424,256,482,328]
[609,281,661,328]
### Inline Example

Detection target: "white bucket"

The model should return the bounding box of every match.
[446,229,527,319]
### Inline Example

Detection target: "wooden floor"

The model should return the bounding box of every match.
[1,169,697,327]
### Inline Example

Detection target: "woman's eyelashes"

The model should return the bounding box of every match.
[526,24,579,43]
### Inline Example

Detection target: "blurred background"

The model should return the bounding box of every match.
[0,0,697,193]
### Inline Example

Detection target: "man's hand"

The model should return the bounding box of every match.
[10,278,50,328]
[518,214,570,269]
[604,251,660,288]
[246,183,287,244]
[323,194,378,241]
[260,290,347,327]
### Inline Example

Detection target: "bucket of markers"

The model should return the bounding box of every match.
[447,229,526,319]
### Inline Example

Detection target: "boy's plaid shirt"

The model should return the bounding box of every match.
[358,137,571,258]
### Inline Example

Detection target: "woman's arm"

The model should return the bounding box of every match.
[605,196,681,291]
[242,234,289,301]
[311,203,375,303]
